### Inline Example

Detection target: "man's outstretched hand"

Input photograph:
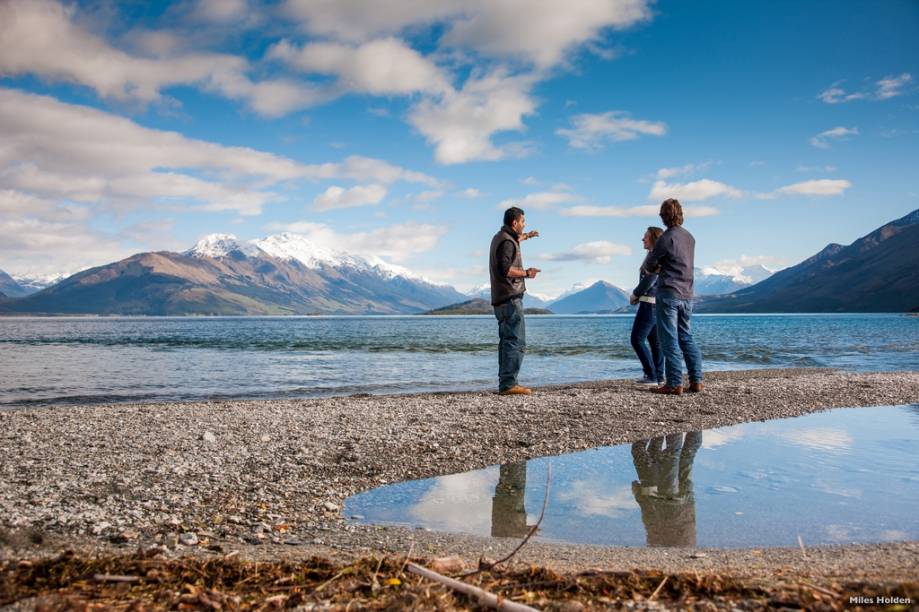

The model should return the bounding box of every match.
[520,230,539,241]
[526,267,541,279]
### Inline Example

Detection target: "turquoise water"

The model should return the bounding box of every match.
[345,405,919,548]
[0,314,916,407]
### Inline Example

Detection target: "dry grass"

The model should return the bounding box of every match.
[2,550,916,610]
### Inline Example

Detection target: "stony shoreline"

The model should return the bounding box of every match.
[2,368,918,587]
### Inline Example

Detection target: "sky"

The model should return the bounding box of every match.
[0,0,917,298]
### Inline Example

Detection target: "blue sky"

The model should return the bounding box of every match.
[0,0,917,297]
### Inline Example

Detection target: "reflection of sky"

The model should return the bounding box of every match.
[347,405,919,548]
[778,427,853,452]
[407,469,498,534]
[556,482,636,518]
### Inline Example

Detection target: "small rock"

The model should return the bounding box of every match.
[91,522,112,535]
[283,537,302,546]
[323,501,339,513]
[260,434,271,443]
[429,556,465,573]
[178,532,199,546]
[688,552,707,559]
[202,431,216,443]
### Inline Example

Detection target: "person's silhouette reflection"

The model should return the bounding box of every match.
[491,462,530,537]
[631,431,702,546]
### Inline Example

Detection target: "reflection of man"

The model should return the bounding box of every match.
[631,431,702,546]
[491,462,529,538]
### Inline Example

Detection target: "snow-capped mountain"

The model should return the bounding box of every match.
[694,265,774,295]
[2,233,467,315]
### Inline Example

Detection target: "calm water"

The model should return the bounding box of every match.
[0,314,916,408]
[345,405,919,548]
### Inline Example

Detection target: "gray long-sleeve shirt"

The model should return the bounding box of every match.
[641,225,696,299]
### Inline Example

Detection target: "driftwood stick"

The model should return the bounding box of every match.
[93,574,140,583]
[649,575,668,601]
[461,464,553,578]
[407,562,538,612]
[799,581,839,598]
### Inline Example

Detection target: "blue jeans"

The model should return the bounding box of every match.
[655,295,703,388]
[630,301,664,381]
[494,297,526,391]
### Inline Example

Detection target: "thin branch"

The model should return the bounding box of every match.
[649,575,668,601]
[93,574,140,583]
[797,535,808,560]
[460,463,552,578]
[799,581,839,598]
[407,562,538,612]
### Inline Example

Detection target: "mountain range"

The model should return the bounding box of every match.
[697,208,919,312]
[0,209,916,315]
[0,234,466,315]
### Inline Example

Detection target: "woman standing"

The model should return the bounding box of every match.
[629,227,665,385]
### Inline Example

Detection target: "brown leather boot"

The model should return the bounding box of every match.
[499,385,532,395]
[653,385,683,395]
[688,382,704,393]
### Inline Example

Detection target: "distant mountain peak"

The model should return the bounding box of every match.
[187,234,262,259]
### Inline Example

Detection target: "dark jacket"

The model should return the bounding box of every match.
[489,226,526,306]
[632,251,660,298]
[642,225,695,299]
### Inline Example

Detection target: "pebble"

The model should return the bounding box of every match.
[178,532,199,546]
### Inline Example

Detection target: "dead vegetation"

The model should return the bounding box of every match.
[2,549,916,610]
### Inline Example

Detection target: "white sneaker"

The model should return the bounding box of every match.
[635,376,659,385]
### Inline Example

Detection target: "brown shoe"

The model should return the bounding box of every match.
[653,385,683,395]
[688,382,704,393]
[499,385,532,396]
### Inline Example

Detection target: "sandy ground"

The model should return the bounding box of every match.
[1,368,918,598]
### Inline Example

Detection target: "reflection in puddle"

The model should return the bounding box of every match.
[346,405,919,548]
[631,432,701,547]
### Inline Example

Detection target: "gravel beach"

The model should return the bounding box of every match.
[2,368,918,593]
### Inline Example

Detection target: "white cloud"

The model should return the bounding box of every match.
[313,184,387,211]
[520,176,539,186]
[263,220,446,263]
[191,0,251,24]
[499,191,582,210]
[415,190,445,203]
[654,162,713,179]
[557,110,666,150]
[0,189,134,277]
[795,164,837,173]
[0,0,323,117]
[0,88,436,216]
[809,126,858,149]
[409,69,538,164]
[281,0,652,68]
[771,179,852,197]
[876,73,913,99]
[649,179,742,202]
[541,240,631,264]
[818,73,913,104]
[561,204,719,217]
[268,37,452,96]
[460,188,482,198]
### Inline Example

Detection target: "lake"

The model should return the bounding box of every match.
[0,314,916,408]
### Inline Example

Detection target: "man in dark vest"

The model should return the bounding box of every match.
[489,206,540,395]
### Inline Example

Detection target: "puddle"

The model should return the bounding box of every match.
[345,405,919,548]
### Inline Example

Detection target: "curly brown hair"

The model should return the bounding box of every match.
[659,198,684,227]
